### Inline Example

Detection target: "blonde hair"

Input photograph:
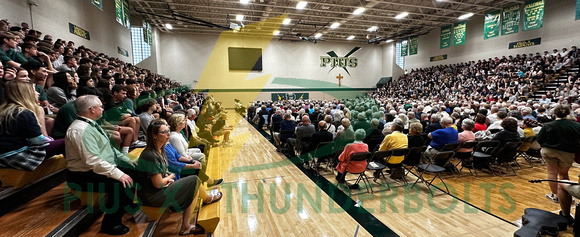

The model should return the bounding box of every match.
[0,81,41,131]
[167,113,185,131]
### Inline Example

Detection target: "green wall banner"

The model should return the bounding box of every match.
[523,0,544,31]
[576,0,580,20]
[117,46,129,57]
[115,0,130,28]
[68,23,90,40]
[430,54,447,62]
[440,25,452,48]
[508,37,541,49]
[122,0,131,28]
[401,40,408,57]
[409,36,418,55]
[484,11,501,39]
[501,5,520,35]
[90,0,103,11]
[143,20,152,45]
[453,21,466,46]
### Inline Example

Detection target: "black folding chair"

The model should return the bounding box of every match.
[384,148,410,185]
[270,121,281,143]
[429,143,460,177]
[403,146,427,178]
[366,150,392,186]
[412,151,455,196]
[365,137,384,152]
[309,141,334,176]
[471,140,500,175]
[453,141,479,176]
[490,141,523,177]
[517,136,537,167]
[338,152,373,193]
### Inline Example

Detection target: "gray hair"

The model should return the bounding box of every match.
[75,95,101,115]
[354,129,366,141]
[341,118,350,128]
[370,118,380,128]
[440,116,453,125]
[461,118,475,130]
[431,114,441,122]
[392,120,405,132]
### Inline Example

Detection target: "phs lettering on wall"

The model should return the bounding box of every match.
[320,47,361,76]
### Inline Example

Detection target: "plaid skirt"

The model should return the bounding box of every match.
[0,143,49,171]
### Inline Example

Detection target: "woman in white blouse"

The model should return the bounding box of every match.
[167,113,204,162]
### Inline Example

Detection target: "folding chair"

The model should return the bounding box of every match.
[430,143,460,177]
[471,140,500,175]
[490,141,522,177]
[517,136,537,167]
[294,136,313,162]
[270,121,281,143]
[365,137,384,153]
[366,150,392,184]
[337,152,373,193]
[453,141,479,176]
[309,141,334,176]
[383,148,410,185]
[278,130,295,153]
[327,139,354,171]
[412,151,455,196]
[403,146,427,178]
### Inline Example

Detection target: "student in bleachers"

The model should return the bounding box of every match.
[136,119,222,235]
[0,32,27,67]
[47,71,76,108]
[0,80,64,170]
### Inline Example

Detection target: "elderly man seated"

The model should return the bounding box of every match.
[424,116,458,164]
[287,115,315,155]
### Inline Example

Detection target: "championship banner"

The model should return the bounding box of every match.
[508,37,541,49]
[117,46,129,57]
[430,54,447,62]
[440,25,452,49]
[401,40,408,57]
[576,0,580,20]
[90,0,103,11]
[123,0,131,28]
[502,5,520,35]
[143,20,152,45]
[409,36,418,55]
[68,23,90,40]
[523,0,544,31]
[453,21,466,46]
[484,11,500,39]
[115,0,123,26]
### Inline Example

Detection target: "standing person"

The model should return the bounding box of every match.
[537,104,580,202]
[64,95,136,235]
[136,119,222,235]
[0,80,63,170]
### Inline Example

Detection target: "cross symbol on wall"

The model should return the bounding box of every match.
[336,74,343,87]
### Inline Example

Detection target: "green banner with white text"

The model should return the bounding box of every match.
[523,0,544,31]
[401,40,408,57]
[115,0,123,25]
[576,0,580,20]
[453,21,466,46]
[440,25,452,49]
[409,36,418,55]
[122,0,130,28]
[90,0,103,10]
[502,5,520,35]
[484,11,500,39]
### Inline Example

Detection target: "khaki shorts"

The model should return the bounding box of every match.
[567,184,580,199]
[541,147,575,168]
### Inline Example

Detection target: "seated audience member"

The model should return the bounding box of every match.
[522,118,541,137]
[457,119,476,152]
[363,119,386,151]
[136,120,222,235]
[0,80,64,170]
[407,122,424,148]
[425,116,458,160]
[473,114,487,132]
[407,112,419,125]
[424,114,442,133]
[65,95,137,235]
[308,120,334,155]
[185,109,211,155]
[335,118,355,143]
[335,129,368,188]
[47,71,76,108]
[353,113,371,133]
[167,113,205,163]
[287,115,316,153]
[274,113,297,149]
[137,98,158,135]
[538,104,580,203]
[212,113,234,145]
[490,117,521,148]
[374,120,408,178]
[103,85,145,148]
[0,32,27,67]
[324,115,336,134]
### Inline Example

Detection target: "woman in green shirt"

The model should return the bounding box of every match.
[136,119,222,235]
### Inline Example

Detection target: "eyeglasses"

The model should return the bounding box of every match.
[157,130,170,134]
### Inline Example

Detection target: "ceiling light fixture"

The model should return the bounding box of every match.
[346,35,355,40]
[353,7,365,15]
[165,23,173,30]
[282,18,291,25]
[236,15,244,21]
[385,39,394,43]
[314,33,322,39]
[330,22,340,29]
[395,12,409,19]
[240,0,250,3]
[366,26,378,32]
[296,1,307,9]
[273,30,280,35]
[458,13,474,20]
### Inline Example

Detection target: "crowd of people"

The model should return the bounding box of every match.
[247,44,580,226]
[0,19,228,235]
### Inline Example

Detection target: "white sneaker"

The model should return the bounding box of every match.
[546,193,559,203]
[131,141,147,148]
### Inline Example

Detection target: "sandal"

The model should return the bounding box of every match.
[179,225,195,235]
[203,191,223,205]
[207,178,224,188]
